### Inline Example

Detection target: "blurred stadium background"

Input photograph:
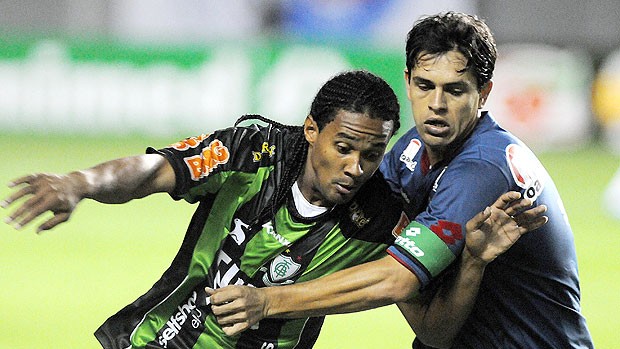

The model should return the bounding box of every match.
[0,1,619,348]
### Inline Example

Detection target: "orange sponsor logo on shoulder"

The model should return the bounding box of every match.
[170,134,210,151]
[184,139,230,180]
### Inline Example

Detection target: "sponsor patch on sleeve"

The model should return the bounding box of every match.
[399,139,422,172]
[505,144,546,201]
[169,134,210,151]
[183,139,230,181]
[392,221,457,278]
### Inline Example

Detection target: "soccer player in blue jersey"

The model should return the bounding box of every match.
[209,12,594,348]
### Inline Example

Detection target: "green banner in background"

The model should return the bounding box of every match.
[0,37,411,137]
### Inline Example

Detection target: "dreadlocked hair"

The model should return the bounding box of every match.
[234,114,308,227]
[310,70,400,133]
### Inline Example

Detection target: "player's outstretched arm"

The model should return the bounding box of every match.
[209,255,418,336]
[209,192,546,337]
[397,191,548,348]
[2,154,175,233]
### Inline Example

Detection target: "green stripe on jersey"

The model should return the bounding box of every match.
[129,169,273,347]
[394,221,456,277]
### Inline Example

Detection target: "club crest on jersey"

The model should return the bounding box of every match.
[506,144,545,201]
[264,254,301,285]
[348,201,370,228]
[400,139,422,172]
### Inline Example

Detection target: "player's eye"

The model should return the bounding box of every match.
[364,151,382,162]
[449,89,464,96]
[336,143,350,154]
[417,83,432,91]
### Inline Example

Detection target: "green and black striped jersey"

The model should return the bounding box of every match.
[95,121,403,349]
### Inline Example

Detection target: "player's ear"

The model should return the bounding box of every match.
[404,69,413,101]
[478,81,493,107]
[304,115,319,145]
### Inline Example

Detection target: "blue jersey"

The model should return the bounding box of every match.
[381,113,593,348]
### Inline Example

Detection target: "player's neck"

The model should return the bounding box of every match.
[291,181,329,218]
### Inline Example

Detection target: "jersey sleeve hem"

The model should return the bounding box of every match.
[146,146,187,200]
[387,246,431,288]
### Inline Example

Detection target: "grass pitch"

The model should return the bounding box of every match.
[0,133,617,348]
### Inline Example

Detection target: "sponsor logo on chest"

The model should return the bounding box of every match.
[157,291,203,347]
[399,139,422,172]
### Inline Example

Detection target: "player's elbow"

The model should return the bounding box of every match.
[377,258,419,303]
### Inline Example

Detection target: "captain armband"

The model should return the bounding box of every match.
[388,221,457,286]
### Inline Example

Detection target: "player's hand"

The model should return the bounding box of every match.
[207,285,269,336]
[465,191,548,264]
[2,173,84,233]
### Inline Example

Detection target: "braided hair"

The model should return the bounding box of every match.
[310,70,401,133]
[234,113,307,226]
[235,70,400,226]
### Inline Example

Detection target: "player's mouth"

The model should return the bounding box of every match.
[423,118,450,137]
[334,182,356,196]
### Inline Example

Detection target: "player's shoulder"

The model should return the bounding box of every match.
[457,117,522,165]
[214,121,294,156]
[391,126,420,149]
[338,172,402,243]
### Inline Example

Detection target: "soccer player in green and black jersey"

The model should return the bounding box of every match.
[3,70,543,349]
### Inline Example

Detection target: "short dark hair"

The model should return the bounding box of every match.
[309,70,400,133]
[405,12,497,90]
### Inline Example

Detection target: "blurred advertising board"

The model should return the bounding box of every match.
[0,39,595,152]
[0,38,408,137]
[593,48,620,153]
[484,44,594,151]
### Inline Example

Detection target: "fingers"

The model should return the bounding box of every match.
[2,182,36,208]
[3,173,76,233]
[221,323,250,336]
[516,215,548,233]
[209,289,253,335]
[488,192,549,233]
[8,195,49,228]
[513,204,548,233]
[3,175,42,228]
[465,206,492,232]
[490,191,522,209]
[209,286,245,319]
[207,285,265,336]
[37,212,71,234]
[209,286,239,306]
[8,174,39,188]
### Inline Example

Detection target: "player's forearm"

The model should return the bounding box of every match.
[263,255,420,319]
[73,154,174,204]
[404,249,486,348]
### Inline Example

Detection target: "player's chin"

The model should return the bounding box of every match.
[329,189,358,206]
